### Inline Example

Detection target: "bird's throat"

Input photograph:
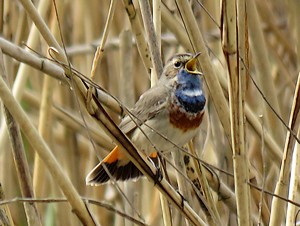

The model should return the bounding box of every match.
[175,88,206,113]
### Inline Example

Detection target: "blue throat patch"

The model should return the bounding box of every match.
[175,69,206,113]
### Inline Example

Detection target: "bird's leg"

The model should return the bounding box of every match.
[148,156,163,184]
[154,164,163,184]
[176,190,187,208]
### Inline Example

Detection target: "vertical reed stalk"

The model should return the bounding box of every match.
[151,0,161,85]
[122,0,152,73]
[139,0,163,79]
[269,73,300,226]
[90,0,117,81]
[286,128,300,226]
[222,0,250,225]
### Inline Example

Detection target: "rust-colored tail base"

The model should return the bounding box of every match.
[86,146,158,185]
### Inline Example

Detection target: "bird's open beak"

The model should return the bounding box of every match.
[185,52,203,75]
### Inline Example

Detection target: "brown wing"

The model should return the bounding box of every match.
[119,84,170,135]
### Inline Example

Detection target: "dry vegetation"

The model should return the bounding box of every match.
[0,0,299,225]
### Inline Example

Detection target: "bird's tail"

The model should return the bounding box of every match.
[86,146,158,185]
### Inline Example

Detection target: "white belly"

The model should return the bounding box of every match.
[130,114,199,155]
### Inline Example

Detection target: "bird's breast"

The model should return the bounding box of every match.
[169,86,206,131]
[168,102,204,132]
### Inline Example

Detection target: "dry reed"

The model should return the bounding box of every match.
[0,1,299,226]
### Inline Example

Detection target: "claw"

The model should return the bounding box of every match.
[176,190,186,208]
[153,166,163,185]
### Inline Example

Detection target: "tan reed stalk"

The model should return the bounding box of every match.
[122,0,152,73]
[0,38,67,82]
[222,0,251,225]
[0,50,42,226]
[0,1,3,32]
[153,0,161,52]
[269,72,300,225]
[90,0,117,81]
[286,128,300,226]
[238,0,252,223]
[151,0,161,85]
[153,0,161,54]
[139,0,163,80]
[285,4,300,224]
[237,0,248,119]
[159,179,172,226]
[246,0,285,148]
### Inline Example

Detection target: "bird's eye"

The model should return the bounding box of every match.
[174,61,182,68]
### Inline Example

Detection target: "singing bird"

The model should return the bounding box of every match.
[86,53,206,185]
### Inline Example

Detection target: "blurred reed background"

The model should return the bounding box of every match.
[0,0,299,225]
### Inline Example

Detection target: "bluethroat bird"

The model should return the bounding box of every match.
[86,53,206,185]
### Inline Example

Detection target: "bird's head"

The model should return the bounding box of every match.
[159,53,203,85]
